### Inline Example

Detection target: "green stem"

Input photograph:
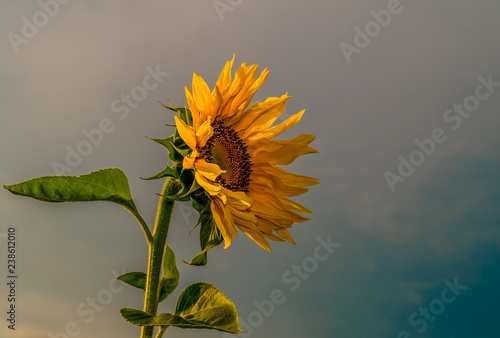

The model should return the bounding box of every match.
[156,326,167,338]
[134,212,154,245]
[141,177,181,338]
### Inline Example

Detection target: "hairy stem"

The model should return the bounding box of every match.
[141,177,180,338]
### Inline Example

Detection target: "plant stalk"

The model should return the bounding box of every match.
[141,177,181,338]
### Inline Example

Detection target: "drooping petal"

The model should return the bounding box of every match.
[211,198,233,249]
[275,229,296,245]
[236,225,272,252]
[253,163,319,188]
[222,187,252,210]
[195,171,221,196]
[195,159,226,181]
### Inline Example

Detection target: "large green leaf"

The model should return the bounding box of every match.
[120,282,242,333]
[3,168,143,219]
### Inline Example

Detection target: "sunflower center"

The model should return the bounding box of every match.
[198,120,252,192]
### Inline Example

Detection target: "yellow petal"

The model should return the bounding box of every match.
[210,198,233,249]
[192,73,212,118]
[182,150,198,169]
[195,171,221,196]
[195,159,225,181]
[185,86,201,129]
[250,134,319,166]
[215,55,235,97]
[195,116,213,148]
[246,109,305,143]
[275,229,296,245]
[211,86,223,119]
[222,187,252,210]
[249,185,313,215]
[251,173,310,197]
[253,163,319,188]
[236,225,272,252]
[235,94,290,138]
[174,116,196,150]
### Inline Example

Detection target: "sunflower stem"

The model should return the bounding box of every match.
[141,177,181,338]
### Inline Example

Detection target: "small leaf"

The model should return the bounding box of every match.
[183,209,223,266]
[158,244,179,302]
[120,283,242,333]
[3,168,144,224]
[116,271,171,303]
[116,272,147,290]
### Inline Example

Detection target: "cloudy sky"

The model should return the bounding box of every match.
[1,1,499,337]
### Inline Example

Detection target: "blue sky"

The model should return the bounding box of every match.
[1,1,499,337]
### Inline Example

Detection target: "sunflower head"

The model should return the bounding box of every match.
[151,56,318,258]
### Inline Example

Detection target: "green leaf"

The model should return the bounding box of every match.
[116,272,147,290]
[183,208,223,266]
[120,283,242,333]
[159,244,179,302]
[3,168,143,222]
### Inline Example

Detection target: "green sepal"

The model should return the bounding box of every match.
[120,282,243,333]
[191,190,209,213]
[183,205,223,266]
[3,168,146,227]
[141,164,180,181]
[176,170,201,200]
[147,136,180,163]
[171,141,191,158]
[163,103,193,127]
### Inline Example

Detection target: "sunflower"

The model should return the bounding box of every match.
[174,56,318,251]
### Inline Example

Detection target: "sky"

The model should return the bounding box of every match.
[1,1,499,337]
